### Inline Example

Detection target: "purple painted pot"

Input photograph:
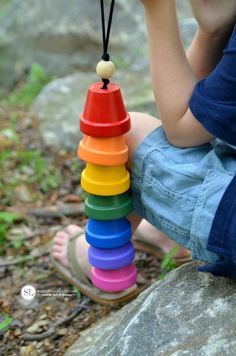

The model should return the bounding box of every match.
[88,242,135,270]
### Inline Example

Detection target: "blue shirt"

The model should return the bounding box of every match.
[189,27,236,280]
[190,27,236,147]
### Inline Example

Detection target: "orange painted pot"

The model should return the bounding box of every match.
[78,135,128,166]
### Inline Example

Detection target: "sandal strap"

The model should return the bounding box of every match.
[67,228,91,286]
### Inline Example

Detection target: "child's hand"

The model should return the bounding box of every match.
[190,0,236,36]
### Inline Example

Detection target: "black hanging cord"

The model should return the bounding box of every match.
[100,0,115,89]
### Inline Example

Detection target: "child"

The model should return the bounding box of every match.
[138,0,236,278]
[51,0,236,303]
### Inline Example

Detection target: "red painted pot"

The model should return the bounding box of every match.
[80,82,131,138]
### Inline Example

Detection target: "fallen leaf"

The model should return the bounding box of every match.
[26,320,49,333]
[13,183,37,203]
[0,134,12,150]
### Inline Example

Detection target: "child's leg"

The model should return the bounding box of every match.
[125,112,161,171]
[127,112,190,259]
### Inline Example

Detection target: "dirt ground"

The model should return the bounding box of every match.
[0,106,164,355]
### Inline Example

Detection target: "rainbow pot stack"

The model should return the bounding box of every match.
[78,82,137,292]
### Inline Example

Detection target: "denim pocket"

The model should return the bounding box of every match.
[141,174,195,239]
[139,148,209,249]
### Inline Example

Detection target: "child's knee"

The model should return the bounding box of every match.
[126,112,161,146]
[129,112,161,131]
[125,111,161,169]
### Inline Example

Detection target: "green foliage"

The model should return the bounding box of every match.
[159,246,179,280]
[0,9,5,19]
[73,287,81,299]
[10,233,24,249]
[0,211,19,225]
[8,63,53,106]
[0,0,9,18]
[112,56,130,70]
[34,272,51,281]
[70,160,84,178]
[0,314,12,332]
[0,127,19,143]
[0,212,20,249]
[0,109,61,206]
[15,150,62,192]
[0,149,62,197]
[0,181,14,206]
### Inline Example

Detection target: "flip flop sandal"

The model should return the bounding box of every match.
[50,227,139,306]
[133,231,192,267]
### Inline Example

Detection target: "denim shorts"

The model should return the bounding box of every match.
[131,126,236,264]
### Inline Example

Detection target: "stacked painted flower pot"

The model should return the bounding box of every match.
[78,76,137,293]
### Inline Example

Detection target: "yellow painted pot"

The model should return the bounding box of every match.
[81,163,130,196]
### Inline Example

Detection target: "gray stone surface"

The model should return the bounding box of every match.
[180,18,198,49]
[176,0,192,20]
[32,70,156,151]
[66,262,236,356]
[0,0,194,88]
[0,0,147,87]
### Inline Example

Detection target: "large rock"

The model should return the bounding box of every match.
[66,262,236,356]
[0,0,193,88]
[32,70,156,151]
[0,0,147,88]
[176,0,192,19]
[180,18,198,49]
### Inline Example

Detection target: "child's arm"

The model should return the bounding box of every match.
[142,0,211,147]
[187,30,233,80]
[187,0,236,79]
[142,0,235,147]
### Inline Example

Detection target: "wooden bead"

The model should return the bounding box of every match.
[96,60,115,79]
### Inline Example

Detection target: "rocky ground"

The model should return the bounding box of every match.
[0,99,169,355]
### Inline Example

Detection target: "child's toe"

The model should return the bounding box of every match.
[54,231,69,241]
[53,236,65,245]
[52,243,63,253]
[52,251,62,260]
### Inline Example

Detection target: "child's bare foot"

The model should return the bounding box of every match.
[52,224,92,278]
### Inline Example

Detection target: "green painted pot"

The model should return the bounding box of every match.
[85,192,132,220]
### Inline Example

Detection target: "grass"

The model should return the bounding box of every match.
[0,137,62,254]
[0,66,62,253]
[0,212,21,254]
[0,148,62,205]
[0,314,12,332]
[0,67,62,206]
[112,56,130,70]
[1,63,53,107]
[159,246,179,280]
